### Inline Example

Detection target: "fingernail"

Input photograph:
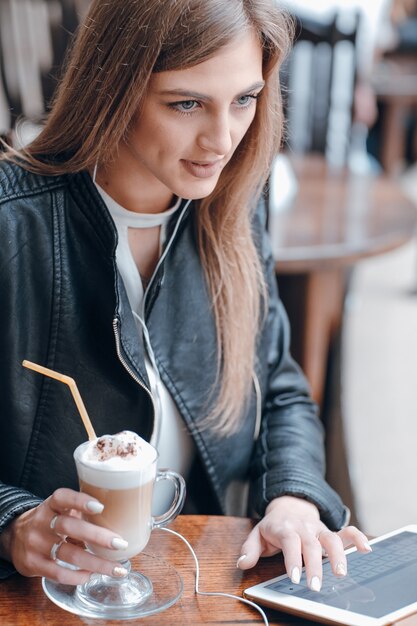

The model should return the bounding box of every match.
[236,554,247,568]
[86,500,104,514]
[112,566,128,577]
[111,537,129,550]
[364,541,372,552]
[291,566,301,584]
[336,562,346,576]
[310,576,321,592]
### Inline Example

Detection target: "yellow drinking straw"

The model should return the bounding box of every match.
[22,360,97,441]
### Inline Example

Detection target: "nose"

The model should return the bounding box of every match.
[197,112,233,156]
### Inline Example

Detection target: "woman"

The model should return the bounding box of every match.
[0,0,370,592]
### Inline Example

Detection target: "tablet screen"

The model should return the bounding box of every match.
[265,531,417,618]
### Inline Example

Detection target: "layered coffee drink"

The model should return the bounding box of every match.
[74,431,157,561]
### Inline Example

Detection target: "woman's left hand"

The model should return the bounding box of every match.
[237,495,372,591]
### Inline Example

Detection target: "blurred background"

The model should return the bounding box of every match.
[1,0,417,537]
[277,0,417,537]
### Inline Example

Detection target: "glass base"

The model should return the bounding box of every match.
[42,553,183,620]
[75,564,153,613]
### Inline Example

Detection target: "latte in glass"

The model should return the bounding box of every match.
[74,431,157,560]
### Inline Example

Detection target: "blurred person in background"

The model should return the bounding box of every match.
[354,0,417,168]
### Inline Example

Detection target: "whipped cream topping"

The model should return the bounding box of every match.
[78,431,156,471]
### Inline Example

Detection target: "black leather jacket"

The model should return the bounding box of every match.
[0,160,348,578]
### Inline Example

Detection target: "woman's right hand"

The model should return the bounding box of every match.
[0,488,130,584]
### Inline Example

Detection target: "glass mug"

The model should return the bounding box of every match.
[73,440,186,615]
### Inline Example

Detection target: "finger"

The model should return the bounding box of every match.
[319,530,347,577]
[47,488,104,516]
[57,541,128,578]
[338,526,372,553]
[237,525,265,570]
[279,531,302,584]
[36,556,91,586]
[48,514,129,552]
[66,536,87,549]
[301,533,323,592]
[12,538,91,584]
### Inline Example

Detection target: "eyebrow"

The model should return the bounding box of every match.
[156,81,265,101]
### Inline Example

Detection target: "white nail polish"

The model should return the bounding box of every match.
[112,566,128,577]
[336,562,346,576]
[86,500,104,514]
[291,566,301,584]
[310,576,321,592]
[236,554,247,568]
[111,537,128,550]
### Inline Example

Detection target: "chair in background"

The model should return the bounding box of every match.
[281,10,360,169]
[0,0,84,144]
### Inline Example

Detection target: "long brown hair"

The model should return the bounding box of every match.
[391,0,417,23]
[2,0,292,435]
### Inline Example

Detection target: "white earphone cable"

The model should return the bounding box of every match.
[159,526,269,625]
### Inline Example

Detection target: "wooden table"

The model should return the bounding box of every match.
[270,154,417,405]
[268,154,417,521]
[0,515,299,626]
[2,515,417,626]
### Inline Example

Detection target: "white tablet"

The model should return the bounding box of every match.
[244,525,417,626]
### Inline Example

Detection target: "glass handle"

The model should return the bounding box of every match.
[152,469,186,529]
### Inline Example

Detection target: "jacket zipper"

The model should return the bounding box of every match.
[253,372,262,441]
[112,317,153,399]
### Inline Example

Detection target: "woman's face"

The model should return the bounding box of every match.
[120,30,264,208]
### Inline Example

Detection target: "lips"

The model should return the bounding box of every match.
[181,159,222,179]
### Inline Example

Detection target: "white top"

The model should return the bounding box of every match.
[95,184,195,514]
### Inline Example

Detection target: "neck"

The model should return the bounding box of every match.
[95,155,173,214]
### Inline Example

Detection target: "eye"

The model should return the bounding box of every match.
[170,100,199,114]
[236,93,261,108]
[178,100,197,111]
[237,95,252,106]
